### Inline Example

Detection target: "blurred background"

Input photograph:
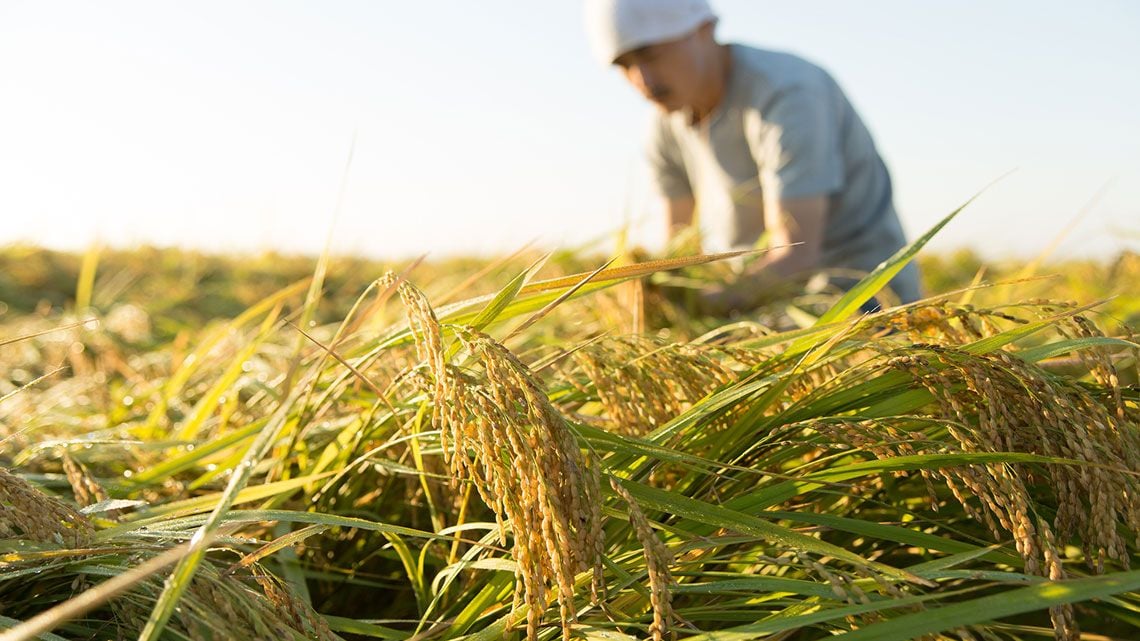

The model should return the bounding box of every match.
[1,0,1138,259]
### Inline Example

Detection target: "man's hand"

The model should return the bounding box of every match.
[665,196,696,244]
[662,194,831,317]
[695,196,830,316]
[696,273,780,316]
[697,284,749,317]
[757,195,829,277]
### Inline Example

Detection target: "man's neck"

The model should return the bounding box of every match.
[688,43,733,126]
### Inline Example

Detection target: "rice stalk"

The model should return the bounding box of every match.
[610,476,676,641]
[560,337,756,436]
[821,339,1140,641]
[381,272,605,641]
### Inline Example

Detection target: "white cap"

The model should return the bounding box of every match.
[585,0,717,65]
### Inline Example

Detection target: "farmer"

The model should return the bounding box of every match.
[585,0,922,313]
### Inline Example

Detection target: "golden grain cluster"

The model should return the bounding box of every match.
[563,336,748,435]
[610,478,676,641]
[0,466,92,546]
[383,272,606,641]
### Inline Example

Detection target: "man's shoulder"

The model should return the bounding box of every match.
[729,44,834,98]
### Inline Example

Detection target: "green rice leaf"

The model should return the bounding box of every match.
[136,381,310,641]
[466,253,549,333]
[323,616,405,640]
[831,569,1140,640]
[810,198,972,328]
[0,615,69,641]
[963,300,1103,355]
[613,477,921,582]
[1016,336,1139,363]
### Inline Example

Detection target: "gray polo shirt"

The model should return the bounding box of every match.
[647,44,921,303]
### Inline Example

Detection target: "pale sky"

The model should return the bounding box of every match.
[1,1,1138,259]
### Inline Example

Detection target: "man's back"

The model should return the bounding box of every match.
[647,44,921,303]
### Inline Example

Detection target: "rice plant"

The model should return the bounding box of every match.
[1,213,1138,641]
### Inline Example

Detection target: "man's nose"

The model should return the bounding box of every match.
[627,63,655,91]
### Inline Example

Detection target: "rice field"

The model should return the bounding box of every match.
[1,217,1138,641]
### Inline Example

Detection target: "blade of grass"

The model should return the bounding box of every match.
[226,524,328,573]
[288,320,395,415]
[1017,336,1139,363]
[0,538,203,641]
[963,299,1105,355]
[435,250,757,327]
[0,617,67,641]
[135,372,316,641]
[74,242,99,312]
[140,279,309,434]
[382,532,430,615]
[323,616,405,640]
[118,472,338,529]
[0,319,96,348]
[129,420,264,485]
[613,476,923,583]
[957,264,987,306]
[0,366,67,412]
[832,569,1140,641]
[466,252,550,333]
[435,241,537,305]
[803,195,975,337]
[505,256,616,341]
[174,301,283,441]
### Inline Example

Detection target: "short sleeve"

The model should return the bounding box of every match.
[645,116,692,200]
[749,82,844,201]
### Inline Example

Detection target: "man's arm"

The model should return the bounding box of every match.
[665,195,695,241]
[697,77,844,315]
[699,195,829,314]
[753,194,827,277]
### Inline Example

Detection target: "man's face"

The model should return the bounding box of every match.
[613,26,715,113]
